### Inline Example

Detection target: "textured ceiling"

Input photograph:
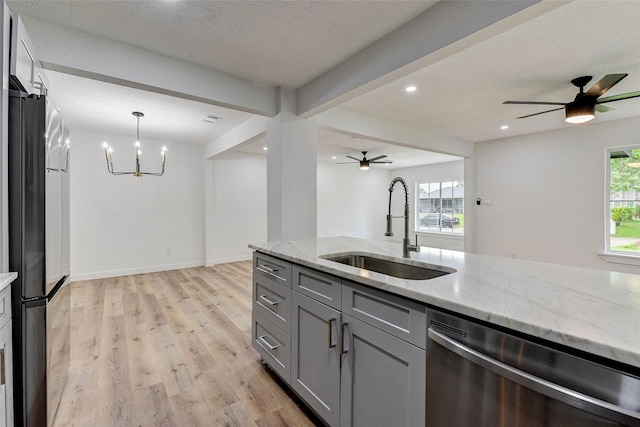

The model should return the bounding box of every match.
[344,0,640,142]
[6,0,437,87]
[44,70,254,146]
[5,0,640,158]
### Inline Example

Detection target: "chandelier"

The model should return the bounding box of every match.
[102,111,166,177]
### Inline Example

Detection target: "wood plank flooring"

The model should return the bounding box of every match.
[53,262,321,427]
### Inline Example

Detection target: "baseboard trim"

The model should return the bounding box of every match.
[70,261,205,282]
[205,254,252,267]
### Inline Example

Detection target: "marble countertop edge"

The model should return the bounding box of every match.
[249,237,640,369]
[0,272,17,293]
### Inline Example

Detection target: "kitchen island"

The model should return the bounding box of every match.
[249,236,640,426]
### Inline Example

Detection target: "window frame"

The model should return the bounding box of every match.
[414,180,464,236]
[601,145,640,265]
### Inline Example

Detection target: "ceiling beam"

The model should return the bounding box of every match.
[297,0,568,117]
[204,115,269,159]
[19,16,277,117]
[316,107,473,158]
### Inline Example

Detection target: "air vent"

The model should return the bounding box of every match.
[431,320,467,338]
[201,115,222,124]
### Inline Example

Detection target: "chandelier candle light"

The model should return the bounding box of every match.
[102,111,167,176]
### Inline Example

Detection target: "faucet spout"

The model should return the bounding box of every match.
[386,177,420,258]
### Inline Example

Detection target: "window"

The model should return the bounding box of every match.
[416,180,464,234]
[607,147,640,255]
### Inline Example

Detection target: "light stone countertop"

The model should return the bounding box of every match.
[0,272,17,293]
[250,236,640,369]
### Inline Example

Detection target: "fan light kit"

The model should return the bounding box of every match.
[337,151,392,171]
[504,74,640,124]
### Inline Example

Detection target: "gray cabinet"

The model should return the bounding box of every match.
[252,254,426,427]
[252,311,291,383]
[292,265,341,309]
[340,314,425,427]
[251,253,293,383]
[291,291,341,426]
[342,281,426,349]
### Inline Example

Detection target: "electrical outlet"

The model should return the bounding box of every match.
[165,247,172,256]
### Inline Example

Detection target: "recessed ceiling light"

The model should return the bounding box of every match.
[332,156,337,160]
[405,85,417,93]
[262,146,268,151]
[202,115,223,124]
[500,125,509,130]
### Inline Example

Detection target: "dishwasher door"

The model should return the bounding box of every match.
[425,310,640,427]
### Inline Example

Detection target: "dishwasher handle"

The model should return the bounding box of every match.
[428,328,640,425]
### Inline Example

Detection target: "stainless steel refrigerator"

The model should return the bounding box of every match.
[8,90,71,427]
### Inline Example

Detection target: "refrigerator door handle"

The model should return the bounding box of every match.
[46,271,70,302]
[21,273,69,304]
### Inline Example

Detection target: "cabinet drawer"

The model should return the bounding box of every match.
[0,286,12,330]
[252,311,290,383]
[253,274,291,334]
[254,252,292,286]
[342,281,426,349]
[292,266,341,310]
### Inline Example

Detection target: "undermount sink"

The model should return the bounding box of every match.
[321,252,456,280]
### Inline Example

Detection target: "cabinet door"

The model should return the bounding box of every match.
[291,291,341,426]
[340,314,425,427]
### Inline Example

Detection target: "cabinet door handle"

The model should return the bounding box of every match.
[0,348,4,385]
[259,294,279,306]
[328,318,336,348]
[340,322,348,355]
[256,265,286,281]
[258,335,279,351]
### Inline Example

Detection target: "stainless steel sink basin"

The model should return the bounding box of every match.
[321,252,456,280]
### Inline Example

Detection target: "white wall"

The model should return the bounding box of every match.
[474,117,640,273]
[70,130,204,280]
[317,162,390,239]
[390,161,465,251]
[206,152,267,265]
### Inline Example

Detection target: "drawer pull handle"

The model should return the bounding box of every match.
[258,335,280,351]
[259,264,277,273]
[256,265,286,281]
[328,318,336,348]
[259,295,279,306]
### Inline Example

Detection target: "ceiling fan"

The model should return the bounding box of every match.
[337,151,392,170]
[503,73,640,123]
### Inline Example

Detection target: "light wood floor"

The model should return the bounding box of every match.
[53,262,320,427]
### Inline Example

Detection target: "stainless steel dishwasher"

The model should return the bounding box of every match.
[426,309,640,427]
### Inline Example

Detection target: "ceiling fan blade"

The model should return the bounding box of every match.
[597,91,640,104]
[596,104,615,113]
[337,161,358,164]
[504,100,566,106]
[585,73,628,98]
[516,107,564,119]
[346,156,361,161]
[367,155,387,162]
[371,160,392,164]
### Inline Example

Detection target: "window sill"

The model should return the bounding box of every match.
[598,252,640,266]
[415,231,464,240]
